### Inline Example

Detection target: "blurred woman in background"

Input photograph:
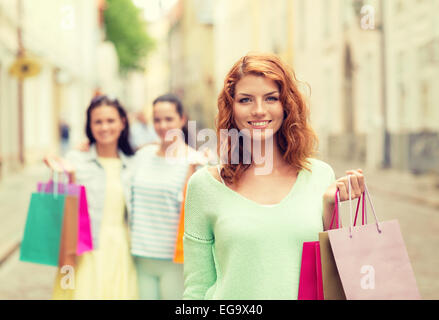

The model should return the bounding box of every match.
[130,93,208,300]
[45,95,138,299]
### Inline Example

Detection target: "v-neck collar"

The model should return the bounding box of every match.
[204,165,305,208]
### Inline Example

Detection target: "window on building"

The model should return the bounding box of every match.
[416,41,435,129]
[420,80,431,129]
[322,0,331,38]
[343,45,354,133]
[342,0,355,29]
[398,83,406,129]
[396,52,406,129]
[395,0,404,13]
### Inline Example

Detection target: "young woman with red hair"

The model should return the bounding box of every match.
[183,53,365,300]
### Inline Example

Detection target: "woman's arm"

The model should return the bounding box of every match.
[43,154,76,183]
[182,175,217,299]
[183,235,216,299]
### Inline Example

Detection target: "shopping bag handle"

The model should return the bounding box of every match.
[329,190,341,229]
[330,187,366,230]
[347,175,382,237]
[58,162,72,188]
[52,169,59,198]
[353,191,367,226]
[46,169,69,196]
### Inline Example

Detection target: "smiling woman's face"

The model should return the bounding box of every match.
[90,105,125,146]
[232,74,284,142]
[153,101,186,142]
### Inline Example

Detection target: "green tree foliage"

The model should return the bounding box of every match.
[103,0,155,73]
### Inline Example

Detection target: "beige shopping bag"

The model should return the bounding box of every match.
[328,178,421,300]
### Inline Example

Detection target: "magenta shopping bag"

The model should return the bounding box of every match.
[298,241,324,300]
[328,178,421,300]
[76,186,93,255]
[38,181,93,255]
[298,190,348,301]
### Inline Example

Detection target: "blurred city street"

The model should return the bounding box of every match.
[0,160,438,299]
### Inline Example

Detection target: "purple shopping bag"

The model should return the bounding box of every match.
[38,181,93,255]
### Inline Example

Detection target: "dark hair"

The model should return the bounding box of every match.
[85,95,135,156]
[152,93,191,146]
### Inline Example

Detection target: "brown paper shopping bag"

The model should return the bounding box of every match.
[58,195,78,267]
[319,232,346,300]
[319,190,345,300]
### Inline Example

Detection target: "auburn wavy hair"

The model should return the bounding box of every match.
[216,53,318,185]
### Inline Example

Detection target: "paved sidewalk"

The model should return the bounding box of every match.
[0,164,57,300]
[0,164,48,266]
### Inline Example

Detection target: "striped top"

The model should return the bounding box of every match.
[130,144,192,260]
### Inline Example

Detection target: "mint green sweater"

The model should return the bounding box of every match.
[183,158,335,300]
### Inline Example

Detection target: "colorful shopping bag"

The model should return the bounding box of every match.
[19,192,66,266]
[328,178,421,300]
[173,165,197,264]
[38,181,78,266]
[38,180,93,255]
[76,185,93,255]
[58,195,78,267]
[318,189,367,300]
[298,241,324,300]
[173,183,187,264]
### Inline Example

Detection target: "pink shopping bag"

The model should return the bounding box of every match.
[328,178,421,300]
[298,241,324,300]
[38,181,93,255]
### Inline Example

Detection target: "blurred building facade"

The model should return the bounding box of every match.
[3,0,436,180]
[0,0,121,180]
[385,0,439,174]
[142,17,172,124]
[292,0,384,168]
[292,0,439,174]
[168,0,216,131]
[213,0,385,167]
[213,0,294,93]
[162,0,439,175]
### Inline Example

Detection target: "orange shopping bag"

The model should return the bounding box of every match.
[173,183,188,264]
